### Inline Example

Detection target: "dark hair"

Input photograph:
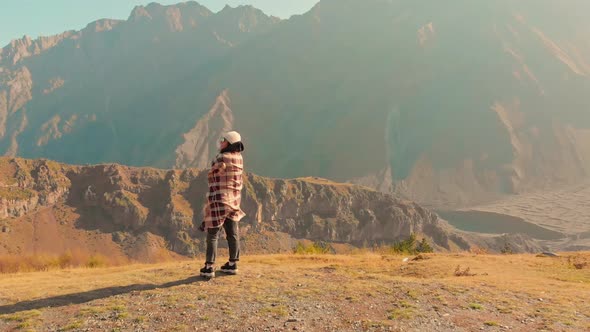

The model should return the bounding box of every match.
[221,141,244,153]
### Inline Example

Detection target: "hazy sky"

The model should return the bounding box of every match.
[0,0,319,47]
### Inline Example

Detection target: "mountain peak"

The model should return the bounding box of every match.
[129,1,212,21]
[217,3,267,17]
[82,19,123,33]
[127,1,213,32]
[129,5,152,21]
[211,3,281,33]
[1,32,76,65]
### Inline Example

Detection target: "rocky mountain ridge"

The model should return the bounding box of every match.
[0,1,278,168]
[1,157,495,260]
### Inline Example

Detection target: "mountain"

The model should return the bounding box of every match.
[0,2,278,166]
[1,157,488,261]
[1,0,590,210]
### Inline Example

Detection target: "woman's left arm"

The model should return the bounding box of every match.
[208,156,227,175]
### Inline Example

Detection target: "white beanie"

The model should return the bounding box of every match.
[224,131,242,144]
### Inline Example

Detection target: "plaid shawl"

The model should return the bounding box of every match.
[203,151,246,229]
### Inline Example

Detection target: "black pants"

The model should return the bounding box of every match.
[205,219,240,265]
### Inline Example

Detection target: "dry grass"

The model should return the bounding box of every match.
[0,252,588,331]
[0,250,126,274]
[454,265,476,277]
[0,309,42,331]
[0,260,194,305]
[6,252,583,300]
[567,255,589,270]
[60,319,83,331]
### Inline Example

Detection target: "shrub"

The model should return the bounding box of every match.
[392,233,417,254]
[416,238,434,253]
[391,234,434,254]
[294,241,332,254]
[86,254,108,268]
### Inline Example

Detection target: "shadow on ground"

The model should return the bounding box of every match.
[0,274,222,315]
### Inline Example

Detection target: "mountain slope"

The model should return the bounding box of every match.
[0,2,278,166]
[175,0,590,207]
[1,0,590,208]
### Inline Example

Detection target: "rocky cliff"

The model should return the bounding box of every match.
[0,157,483,260]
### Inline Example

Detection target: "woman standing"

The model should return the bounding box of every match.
[200,131,245,278]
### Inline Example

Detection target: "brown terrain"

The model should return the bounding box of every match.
[2,157,498,265]
[0,253,589,331]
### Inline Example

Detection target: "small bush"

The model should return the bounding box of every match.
[392,233,417,254]
[416,238,433,253]
[294,241,332,254]
[58,252,73,268]
[86,254,108,268]
[390,234,434,255]
[468,303,483,310]
[387,308,414,320]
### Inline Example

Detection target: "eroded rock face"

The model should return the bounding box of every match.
[0,157,472,256]
[0,67,33,140]
[241,174,456,248]
[175,89,235,169]
[0,158,70,218]
[0,195,39,219]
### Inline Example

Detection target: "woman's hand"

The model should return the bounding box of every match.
[209,162,227,175]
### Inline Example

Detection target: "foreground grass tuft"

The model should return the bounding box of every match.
[388,308,414,320]
[59,320,83,331]
[469,303,483,310]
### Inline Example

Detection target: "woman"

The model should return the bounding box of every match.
[200,131,245,278]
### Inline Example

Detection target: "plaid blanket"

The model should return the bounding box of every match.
[202,151,246,230]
